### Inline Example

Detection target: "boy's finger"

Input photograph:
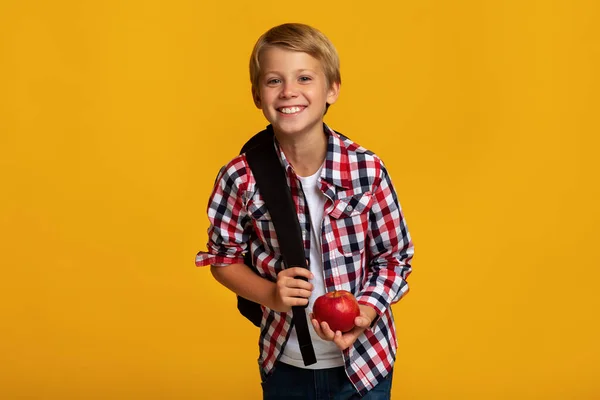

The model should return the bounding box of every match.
[285,297,309,308]
[287,288,312,299]
[285,278,313,291]
[311,318,329,341]
[286,267,314,279]
[354,316,370,328]
[333,331,352,351]
[320,321,336,340]
[311,319,323,335]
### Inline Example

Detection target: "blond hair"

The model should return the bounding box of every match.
[249,23,341,102]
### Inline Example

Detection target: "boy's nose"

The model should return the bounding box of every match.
[280,82,298,98]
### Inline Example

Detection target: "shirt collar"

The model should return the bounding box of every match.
[272,123,353,191]
[322,124,353,190]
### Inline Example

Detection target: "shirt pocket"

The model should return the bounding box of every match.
[246,200,278,251]
[328,192,373,256]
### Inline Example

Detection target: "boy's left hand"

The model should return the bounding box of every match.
[310,304,377,351]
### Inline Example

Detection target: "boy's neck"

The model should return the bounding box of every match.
[275,124,327,177]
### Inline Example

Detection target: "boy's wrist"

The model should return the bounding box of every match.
[266,281,290,313]
[359,304,378,324]
[357,299,383,328]
[267,283,280,311]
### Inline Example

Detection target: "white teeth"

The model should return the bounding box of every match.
[280,106,302,114]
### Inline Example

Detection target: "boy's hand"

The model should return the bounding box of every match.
[271,267,313,312]
[310,304,377,351]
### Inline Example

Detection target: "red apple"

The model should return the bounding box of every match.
[313,290,360,333]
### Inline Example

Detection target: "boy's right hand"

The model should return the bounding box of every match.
[271,267,313,313]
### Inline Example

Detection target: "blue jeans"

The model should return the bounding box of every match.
[261,361,393,399]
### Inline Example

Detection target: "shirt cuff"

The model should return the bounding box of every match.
[195,251,245,267]
[356,296,384,329]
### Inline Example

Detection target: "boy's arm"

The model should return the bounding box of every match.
[197,159,313,313]
[211,264,313,313]
[311,163,412,349]
[356,163,414,325]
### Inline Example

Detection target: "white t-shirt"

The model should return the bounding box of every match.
[279,165,344,369]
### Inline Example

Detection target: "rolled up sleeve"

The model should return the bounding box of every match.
[195,159,251,267]
[356,163,414,320]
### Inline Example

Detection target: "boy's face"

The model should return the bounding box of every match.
[254,47,339,139]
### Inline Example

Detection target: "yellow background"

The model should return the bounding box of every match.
[1,0,599,399]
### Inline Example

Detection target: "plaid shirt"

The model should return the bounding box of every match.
[195,125,413,395]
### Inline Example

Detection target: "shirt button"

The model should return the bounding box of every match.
[346,205,353,212]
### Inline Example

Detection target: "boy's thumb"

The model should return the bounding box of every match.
[355,316,370,328]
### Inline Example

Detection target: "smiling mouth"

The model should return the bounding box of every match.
[277,106,305,115]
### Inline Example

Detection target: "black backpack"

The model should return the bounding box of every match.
[236,125,316,366]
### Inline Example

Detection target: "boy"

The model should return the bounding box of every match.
[196,23,413,399]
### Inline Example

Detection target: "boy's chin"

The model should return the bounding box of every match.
[270,121,322,137]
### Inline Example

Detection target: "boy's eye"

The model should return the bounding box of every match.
[299,76,312,82]
[267,78,281,85]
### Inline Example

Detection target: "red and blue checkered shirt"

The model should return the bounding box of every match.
[195,125,413,395]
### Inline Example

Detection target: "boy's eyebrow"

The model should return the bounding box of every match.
[263,68,318,75]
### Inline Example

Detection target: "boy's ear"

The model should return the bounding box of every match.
[252,89,262,109]
[326,81,341,106]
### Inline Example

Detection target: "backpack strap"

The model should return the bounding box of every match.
[245,125,317,367]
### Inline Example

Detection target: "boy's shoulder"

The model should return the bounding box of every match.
[217,126,274,180]
[212,153,251,193]
[215,126,387,187]
[326,126,383,165]
[215,126,274,188]
[324,126,392,193]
